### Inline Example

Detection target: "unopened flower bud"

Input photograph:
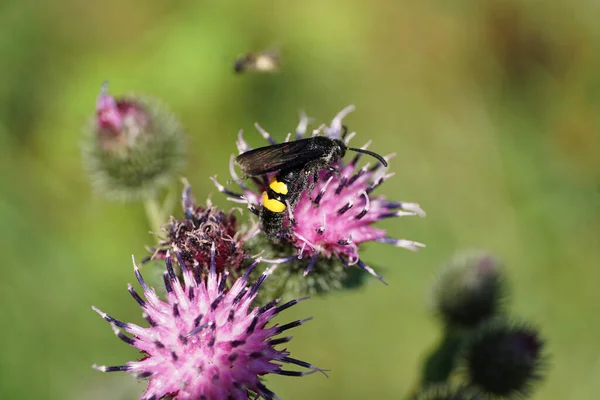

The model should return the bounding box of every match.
[82,82,186,201]
[461,319,548,397]
[431,250,505,328]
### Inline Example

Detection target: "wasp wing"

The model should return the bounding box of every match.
[235,138,328,176]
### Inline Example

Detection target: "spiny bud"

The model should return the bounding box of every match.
[431,250,505,329]
[460,319,548,398]
[82,82,186,201]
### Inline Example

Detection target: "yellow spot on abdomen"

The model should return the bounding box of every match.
[262,192,286,213]
[269,176,288,195]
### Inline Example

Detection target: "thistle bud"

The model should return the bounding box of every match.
[82,82,186,201]
[461,319,548,397]
[431,250,505,329]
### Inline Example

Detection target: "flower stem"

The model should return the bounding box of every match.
[420,328,465,385]
[144,196,164,242]
[162,184,178,218]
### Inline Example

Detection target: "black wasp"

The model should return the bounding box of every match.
[235,128,388,243]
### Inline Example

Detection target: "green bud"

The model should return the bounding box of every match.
[81,82,186,201]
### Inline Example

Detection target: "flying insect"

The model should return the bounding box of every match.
[234,49,280,74]
[236,133,388,242]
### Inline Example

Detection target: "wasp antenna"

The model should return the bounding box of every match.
[341,125,349,140]
[347,147,388,167]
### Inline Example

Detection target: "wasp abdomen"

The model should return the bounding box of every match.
[268,176,288,196]
[261,176,290,214]
[261,191,286,213]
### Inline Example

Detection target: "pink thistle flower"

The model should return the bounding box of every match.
[213,106,425,284]
[96,81,149,140]
[92,247,326,400]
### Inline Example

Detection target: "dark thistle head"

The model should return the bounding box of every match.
[460,319,548,398]
[146,180,250,280]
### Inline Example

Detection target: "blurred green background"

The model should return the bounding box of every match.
[1,0,600,398]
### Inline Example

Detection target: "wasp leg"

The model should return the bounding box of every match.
[247,203,261,216]
[211,176,245,199]
[307,171,320,205]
